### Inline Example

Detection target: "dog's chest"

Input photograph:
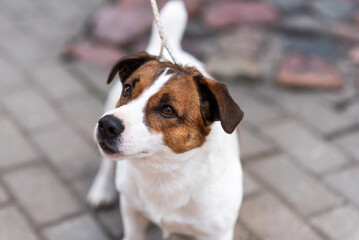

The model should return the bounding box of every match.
[138,188,212,237]
[116,160,213,235]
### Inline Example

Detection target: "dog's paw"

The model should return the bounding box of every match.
[87,183,118,210]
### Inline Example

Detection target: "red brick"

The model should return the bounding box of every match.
[93,4,153,45]
[349,45,359,65]
[355,10,359,23]
[277,53,342,89]
[66,42,126,66]
[204,2,278,29]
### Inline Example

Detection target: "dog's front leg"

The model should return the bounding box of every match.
[121,196,148,240]
[87,156,117,209]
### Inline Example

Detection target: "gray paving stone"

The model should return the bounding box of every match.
[257,85,358,135]
[260,120,348,174]
[44,0,88,25]
[71,62,112,95]
[6,7,42,24]
[234,223,259,240]
[334,131,359,161]
[72,176,122,238]
[2,88,60,132]
[0,101,5,114]
[31,63,87,101]
[240,192,321,240]
[319,80,357,105]
[147,224,163,240]
[289,102,358,136]
[60,95,103,140]
[0,206,39,240]
[169,234,195,240]
[0,117,39,169]
[325,167,359,207]
[0,31,55,66]
[243,171,261,197]
[310,206,359,240]
[3,165,82,225]
[72,173,122,240]
[0,13,16,32]
[17,14,66,43]
[312,0,355,21]
[239,128,275,160]
[72,177,93,204]
[342,101,359,125]
[97,209,123,239]
[0,0,42,12]
[57,15,89,42]
[229,85,282,125]
[43,214,109,240]
[72,0,103,7]
[31,124,100,180]
[248,154,343,216]
[0,185,8,204]
[0,55,26,92]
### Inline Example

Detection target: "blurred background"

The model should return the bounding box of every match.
[0,0,359,239]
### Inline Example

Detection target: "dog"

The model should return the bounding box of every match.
[87,1,244,239]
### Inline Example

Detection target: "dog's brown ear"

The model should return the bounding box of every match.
[107,51,157,84]
[195,75,244,134]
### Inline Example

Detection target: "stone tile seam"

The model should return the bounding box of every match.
[247,158,359,219]
[65,62,108,101]
[246,154,348,220]
[1,152,115,240]
[245,152,357,217]
[252,86,359,139]
[4,70,99,152]
[326,123,359,141]
[237,217,266,240]
[0,177,43,238]
[255,117,351,176]
[245,181,329,240]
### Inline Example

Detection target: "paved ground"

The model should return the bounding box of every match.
[1,0,359,240]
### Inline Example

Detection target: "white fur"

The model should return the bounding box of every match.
[87,1,242,239]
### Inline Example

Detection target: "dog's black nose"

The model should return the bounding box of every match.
[98,115,124,139]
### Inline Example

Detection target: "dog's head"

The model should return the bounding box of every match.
[95,52,243,160]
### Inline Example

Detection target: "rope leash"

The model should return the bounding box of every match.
[149,0,177,64]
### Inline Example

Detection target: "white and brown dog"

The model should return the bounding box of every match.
[87,1,244,239]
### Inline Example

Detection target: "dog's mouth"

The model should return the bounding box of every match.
[99,142,118,155]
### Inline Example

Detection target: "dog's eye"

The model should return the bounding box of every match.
[123,84,132,97]
[160,105,176,118]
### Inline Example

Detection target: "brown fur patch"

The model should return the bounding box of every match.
[116,61,167,108]
[145,67,211,154]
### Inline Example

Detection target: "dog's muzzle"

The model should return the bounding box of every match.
[96,115,124,154]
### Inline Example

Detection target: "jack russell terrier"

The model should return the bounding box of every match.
[87,1,244,239]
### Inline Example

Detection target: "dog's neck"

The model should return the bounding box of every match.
[128,146,212,217]
[123,122,234,213]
